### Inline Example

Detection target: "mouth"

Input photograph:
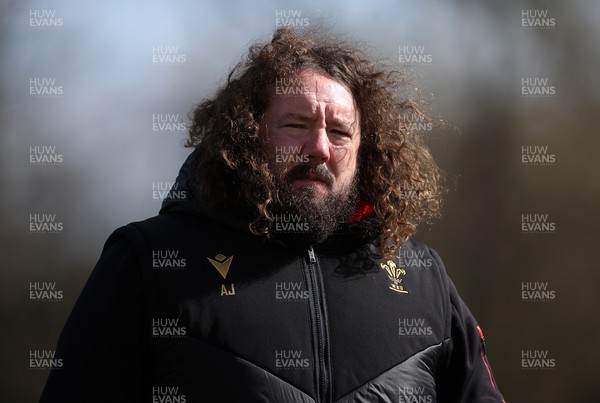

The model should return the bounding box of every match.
[292,176,329,188]
[284,163,335,189]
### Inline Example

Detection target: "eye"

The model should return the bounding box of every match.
[283,124,305,129]
[330,129,350,137]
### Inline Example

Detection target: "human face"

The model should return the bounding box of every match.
[262,70,361,207]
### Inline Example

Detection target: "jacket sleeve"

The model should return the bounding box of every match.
[438,275,505,403]
[39,232,147,403]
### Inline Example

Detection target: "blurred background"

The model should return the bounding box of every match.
[1,0,599,401]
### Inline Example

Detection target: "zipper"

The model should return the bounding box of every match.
[304,246,332,403]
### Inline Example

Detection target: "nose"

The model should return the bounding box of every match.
[302,128,330,163]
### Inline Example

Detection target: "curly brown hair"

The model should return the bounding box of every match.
[186,27,444,259]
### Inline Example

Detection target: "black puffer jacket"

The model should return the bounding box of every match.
[40,152,504,403]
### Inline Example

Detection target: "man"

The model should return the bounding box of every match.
[40,27,505,402]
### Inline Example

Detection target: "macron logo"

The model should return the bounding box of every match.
[207,254,233,279]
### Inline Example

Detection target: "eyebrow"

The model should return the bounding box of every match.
[277,112,312,123]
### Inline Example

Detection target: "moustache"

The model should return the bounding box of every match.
[285,163,334,187]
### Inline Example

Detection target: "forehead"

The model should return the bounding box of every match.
[269,70,359,125]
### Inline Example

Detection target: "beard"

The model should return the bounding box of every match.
[271,162,359,245]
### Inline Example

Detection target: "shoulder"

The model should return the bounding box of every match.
[105,212,252,273]
[123,212,205,234]
[108,212,211,245]
[100,213,210,268]
[398,239,454,324]
[398,239,449,276]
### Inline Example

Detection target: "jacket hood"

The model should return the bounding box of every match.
[160,149,249,233]
[160,149,382,250]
